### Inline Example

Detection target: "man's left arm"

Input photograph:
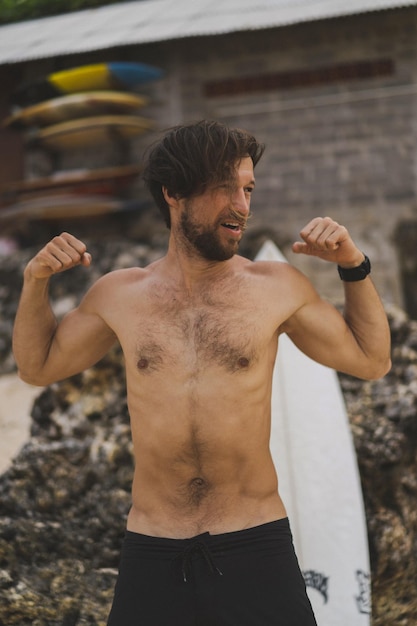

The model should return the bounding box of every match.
[282,217,391,380]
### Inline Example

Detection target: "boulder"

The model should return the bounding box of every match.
[0,239,416,625]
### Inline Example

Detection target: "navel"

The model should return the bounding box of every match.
[187,477,210,507]
[190,477,206,488]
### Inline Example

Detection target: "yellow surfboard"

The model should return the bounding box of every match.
[3,92,148,129]
[12,62,163,107]
[30,115,153,150]
[0,195,141,222]
[50,64,111,94]
[48,62,162,93]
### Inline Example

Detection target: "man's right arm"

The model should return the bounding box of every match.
[12,233,117,386]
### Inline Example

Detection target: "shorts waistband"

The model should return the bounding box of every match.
[123,517,291,553]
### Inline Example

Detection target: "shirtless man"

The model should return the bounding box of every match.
[13,120,391,626]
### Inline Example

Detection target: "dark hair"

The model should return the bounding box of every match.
[142,120,265,228]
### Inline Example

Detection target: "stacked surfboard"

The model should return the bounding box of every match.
[0,62,163,223]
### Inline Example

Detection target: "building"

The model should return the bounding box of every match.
[1,0,417,313]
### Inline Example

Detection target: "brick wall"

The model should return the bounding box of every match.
[148,8,417,309]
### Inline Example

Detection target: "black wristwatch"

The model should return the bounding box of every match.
[337,255,371,282]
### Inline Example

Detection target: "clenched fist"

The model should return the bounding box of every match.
[25,232,92,280]
[292,217,365,268]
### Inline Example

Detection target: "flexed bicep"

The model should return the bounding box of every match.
[14,255,117,386]
[281,276,390,380]
[281,293,361,374]
[44,301,117,383]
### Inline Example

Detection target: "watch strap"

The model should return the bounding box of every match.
[337,255,371,282]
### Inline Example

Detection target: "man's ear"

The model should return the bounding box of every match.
[162,186,179,208]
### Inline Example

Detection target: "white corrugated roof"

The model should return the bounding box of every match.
[0,0,416,65]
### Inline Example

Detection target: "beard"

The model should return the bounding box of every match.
[179,206,239,262]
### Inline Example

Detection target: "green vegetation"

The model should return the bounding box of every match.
[0,0,138,25]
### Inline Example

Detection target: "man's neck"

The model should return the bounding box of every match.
[163,238,237,291]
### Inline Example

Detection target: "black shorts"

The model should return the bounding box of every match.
[107,517,317,626]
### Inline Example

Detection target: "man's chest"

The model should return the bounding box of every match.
[114,289,277,376]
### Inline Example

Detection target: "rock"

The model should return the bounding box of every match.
[1,240,417,624]
[338,304,417,625]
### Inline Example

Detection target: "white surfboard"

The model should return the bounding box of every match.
[255,241,371,625]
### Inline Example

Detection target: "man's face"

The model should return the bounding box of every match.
[178,157,255,261]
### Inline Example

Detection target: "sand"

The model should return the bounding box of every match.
[0,373,42,474]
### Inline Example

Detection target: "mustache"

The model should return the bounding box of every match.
[226,208,252,231]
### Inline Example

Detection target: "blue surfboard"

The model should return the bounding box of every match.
[12,62,163,107]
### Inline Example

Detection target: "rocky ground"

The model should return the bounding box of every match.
[0,233,416,625]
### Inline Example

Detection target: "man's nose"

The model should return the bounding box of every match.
[231,188,250,216]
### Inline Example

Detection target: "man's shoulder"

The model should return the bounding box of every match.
[233,255,318,328]
[96,265,152,287]
[83,266,153,306]
[237,254,316,305]
[239,254,299,280]
[111,265,149,279]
